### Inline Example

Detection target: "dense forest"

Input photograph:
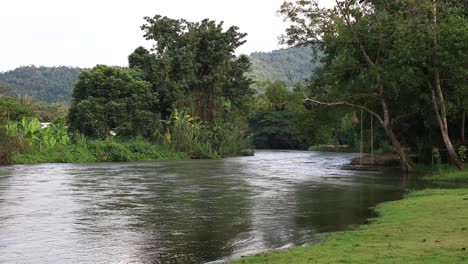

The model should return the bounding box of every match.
[0,47,316,103]
[278,0,468,172]
[0,66,83,103]
[0,0,466,173]
[248,47,319,86]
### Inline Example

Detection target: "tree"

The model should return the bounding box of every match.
[280,0,468,171]
[129,16,254,122]
[0,66,83,103]
[390,0,467,169]
[68,65,158,139]
[0,96,29,121]
[280,0,415,172]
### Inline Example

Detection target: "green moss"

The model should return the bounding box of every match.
[14,140,188,164]
[234,186,468,263]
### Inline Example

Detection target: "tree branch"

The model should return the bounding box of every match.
[335,0,377,69]
[303,95,384,125]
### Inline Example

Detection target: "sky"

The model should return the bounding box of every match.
[0,0,335,72]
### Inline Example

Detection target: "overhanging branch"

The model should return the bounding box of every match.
[304,96,384,125]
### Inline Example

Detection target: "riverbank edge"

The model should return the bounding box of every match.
[13,141,191,164]
[11,141,255,165]
[233,171,468,264]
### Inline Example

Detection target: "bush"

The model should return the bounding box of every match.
[0,126,24,165]
[14,139,188,164]
[88,140,132,162]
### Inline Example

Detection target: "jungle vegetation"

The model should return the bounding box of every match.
[0,0,467,172]
[278,0,468,172]
[0,66,83,103]
[0,48,317,103]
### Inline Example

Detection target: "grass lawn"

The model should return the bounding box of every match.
[233,171,468,264]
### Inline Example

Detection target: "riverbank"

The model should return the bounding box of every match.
[234,170,468,263]
[14,140,189,164]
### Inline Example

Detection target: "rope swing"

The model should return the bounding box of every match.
[371,115,374,165]
[360,110,363,165]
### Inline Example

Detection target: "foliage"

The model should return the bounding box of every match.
[68,65,158,139]
[129,16,254,121]
[248,46,320,86]
[249,110,304,149]
[159,109,252,158]
[14,139,188,164]
[7,117,70,149]
[0,66,83,103]
[458,145,467,162]
[0,125,23,165]
[0,96,29,121]
[278,0,468,170]
[249,81,356,149]
[29,100,69,122]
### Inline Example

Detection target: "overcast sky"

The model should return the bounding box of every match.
[0,0,335,72]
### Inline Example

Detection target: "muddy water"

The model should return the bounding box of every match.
[0,150,408,263]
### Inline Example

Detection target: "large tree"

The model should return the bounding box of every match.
[68,65,158,139]
[280,0,467,171]
[390,0,467,169]
[280,0,416,171]
[129,16,254,122]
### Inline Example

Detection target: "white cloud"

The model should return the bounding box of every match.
[0,0,335,71]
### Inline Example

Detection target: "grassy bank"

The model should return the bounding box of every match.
[14,140,189,164]
[234,171,468,263]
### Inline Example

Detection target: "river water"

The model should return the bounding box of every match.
[0,150,410,263]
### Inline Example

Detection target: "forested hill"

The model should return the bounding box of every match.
[0,66,83,103]
[248,46,319,86]
[0,47,316,103]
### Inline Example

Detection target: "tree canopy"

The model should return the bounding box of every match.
[129,16,254,121]
[0,66,83,103]
[280,0,468,171]
[68,65,157,139]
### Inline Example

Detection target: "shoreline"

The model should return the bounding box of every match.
[233,170,468,263]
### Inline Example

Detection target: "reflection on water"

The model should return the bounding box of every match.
[0,150,409,263]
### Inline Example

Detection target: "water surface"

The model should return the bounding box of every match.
[0,150,409,263]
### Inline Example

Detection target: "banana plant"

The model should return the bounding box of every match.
[42,122,70,148]
[19,117,42,147]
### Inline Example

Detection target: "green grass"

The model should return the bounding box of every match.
[234,178,468,263]
[14,140,189,164]
[425,170,468,183]
[411,164,468,183]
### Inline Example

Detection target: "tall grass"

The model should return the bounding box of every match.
[0,126,25,165]
[160,110,253,159]
[14,139,188,164]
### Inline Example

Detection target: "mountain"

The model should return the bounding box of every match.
[0,47,319,104]
[248,46,319,86]
[0,66,83,103]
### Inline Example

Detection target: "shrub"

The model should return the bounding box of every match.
[0,126,24,165]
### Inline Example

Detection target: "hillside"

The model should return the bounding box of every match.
[0,47,318,103]
[248,46,319,86]
[0,66,83,103]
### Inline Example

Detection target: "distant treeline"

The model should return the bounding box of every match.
[248,46,319,86]
[0,66,83,103]
[0,47,318,103]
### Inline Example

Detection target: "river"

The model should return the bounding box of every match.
[0,150,409,263]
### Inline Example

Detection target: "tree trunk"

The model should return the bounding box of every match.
[431,71,465,170]
[462,110,466,142]
[430,1,464,170]
[336,0,412,173]
[384,125,412,173]
[377,82,412,173]
[440,124,464,168]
